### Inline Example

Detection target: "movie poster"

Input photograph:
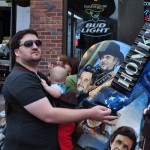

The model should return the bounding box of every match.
[76,39,150,150]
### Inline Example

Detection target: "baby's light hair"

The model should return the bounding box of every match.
[50,66,67,84]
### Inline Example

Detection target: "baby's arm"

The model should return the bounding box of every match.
[41,79,61,98]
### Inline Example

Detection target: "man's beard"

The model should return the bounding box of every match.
[31,57,41,65]
[24,56,41,67]
[100,66,114,74]
[100,63,109,71]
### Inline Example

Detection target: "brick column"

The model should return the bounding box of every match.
[30,0,63,74]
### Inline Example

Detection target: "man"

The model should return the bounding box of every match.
[96,42,124,74]
[108,126,137,150]
[2,29,117,150]
[89,42,124,98]
[77,64,96,95]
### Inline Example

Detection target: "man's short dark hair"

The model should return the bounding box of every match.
[78,65,97,85]
[110,126,137,150]
[83,64,97,74]
[11,29,38,52]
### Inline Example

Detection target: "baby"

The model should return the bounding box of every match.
[41,66,67,98]
[41,66,75,150]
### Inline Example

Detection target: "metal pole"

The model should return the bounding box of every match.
[62,0,68,55]
[10,0,16,70]
[70,11,74,57]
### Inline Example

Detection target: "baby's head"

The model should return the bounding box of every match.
[50,66,67,84]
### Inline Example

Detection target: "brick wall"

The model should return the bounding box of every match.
[30,0,63,74]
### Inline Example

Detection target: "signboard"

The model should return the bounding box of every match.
[73,0,117,50]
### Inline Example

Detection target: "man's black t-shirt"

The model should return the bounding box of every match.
[2,64,59,150]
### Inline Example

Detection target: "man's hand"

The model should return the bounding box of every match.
[90,105,118,126]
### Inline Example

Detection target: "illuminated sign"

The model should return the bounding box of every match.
[84,4,107,22]
[80,20,111,37]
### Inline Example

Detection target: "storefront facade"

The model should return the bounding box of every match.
[0,0,145,83]
[30,0,144,74]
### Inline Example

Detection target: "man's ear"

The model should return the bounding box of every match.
[110,140,112,148]
[14,49,20,56]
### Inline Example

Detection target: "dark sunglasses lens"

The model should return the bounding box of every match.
[35,40,42,47]
[24,40,33,47]
[23,40,42,47]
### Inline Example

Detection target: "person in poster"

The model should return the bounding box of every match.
[89,42,124,99]
[107,126,137,150]
[77,65,97,95]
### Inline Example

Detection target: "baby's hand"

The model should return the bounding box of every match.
[40,79,48,88]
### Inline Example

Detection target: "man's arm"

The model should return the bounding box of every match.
[24,97,118,125]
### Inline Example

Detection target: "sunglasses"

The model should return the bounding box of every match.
[19,40,42,48]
